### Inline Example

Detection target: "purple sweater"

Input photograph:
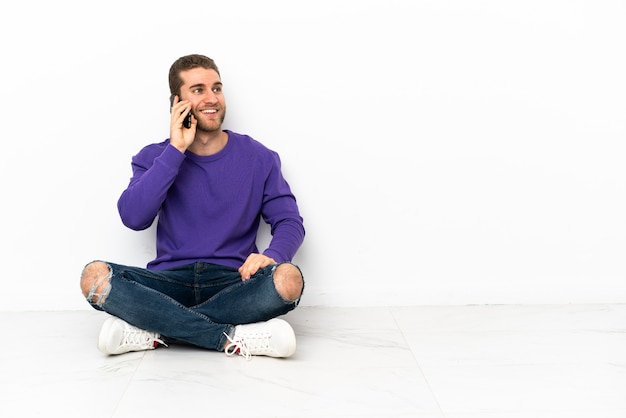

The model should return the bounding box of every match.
[117,130,305,271]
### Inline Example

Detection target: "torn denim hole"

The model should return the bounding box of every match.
[86,266,112,307]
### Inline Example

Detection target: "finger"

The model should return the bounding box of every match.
[172,108,191,129]
[238,265,251,280]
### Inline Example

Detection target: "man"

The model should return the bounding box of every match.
[80,54,305,359]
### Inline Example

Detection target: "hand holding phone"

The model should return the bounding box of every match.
[170,95,192,129]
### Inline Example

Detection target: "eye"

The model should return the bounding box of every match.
[212,87,222,93]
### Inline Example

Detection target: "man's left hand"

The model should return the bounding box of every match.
[238,253,276,281]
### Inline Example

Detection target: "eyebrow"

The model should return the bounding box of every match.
[189,81,223,90]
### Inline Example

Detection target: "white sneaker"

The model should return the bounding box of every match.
[224,318,296,359]
[98,317,166,355]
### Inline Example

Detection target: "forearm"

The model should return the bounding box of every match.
[263,218,305,263]
[118,144,185,230]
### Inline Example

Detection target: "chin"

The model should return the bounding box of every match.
[198,121,223,132]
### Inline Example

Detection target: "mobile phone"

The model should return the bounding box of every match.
[169,95,192,128]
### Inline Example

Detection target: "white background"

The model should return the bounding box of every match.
[0,0,624,311]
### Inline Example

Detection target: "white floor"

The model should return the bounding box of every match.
[1,304,625,417]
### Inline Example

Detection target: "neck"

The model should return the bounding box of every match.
[188,130,228,156]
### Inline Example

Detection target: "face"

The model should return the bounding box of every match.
[179,67,226,132]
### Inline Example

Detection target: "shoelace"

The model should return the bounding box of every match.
[122,325,167,349]
[223,331,272,360]
[224,333,252,360]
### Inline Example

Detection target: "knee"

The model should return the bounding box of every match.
[80,261,112,302]
[273,263,304,302]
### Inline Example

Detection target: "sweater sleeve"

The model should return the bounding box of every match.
[117,143,186,230]
[260,152,305,263]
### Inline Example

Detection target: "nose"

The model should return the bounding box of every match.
[203,90,218,104]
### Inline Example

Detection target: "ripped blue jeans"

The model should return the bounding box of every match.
[83,261,303,351]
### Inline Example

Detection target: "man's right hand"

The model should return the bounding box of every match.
[169,96,196,153]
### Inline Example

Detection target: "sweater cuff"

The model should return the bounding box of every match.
[161,143,187,167]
